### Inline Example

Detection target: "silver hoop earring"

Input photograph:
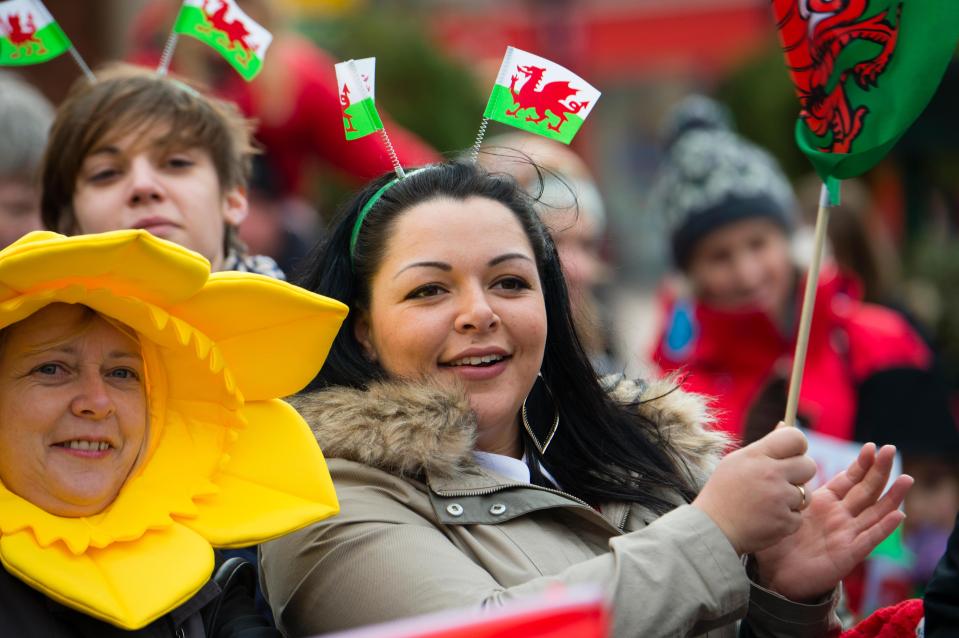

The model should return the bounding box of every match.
[522,372,560,455]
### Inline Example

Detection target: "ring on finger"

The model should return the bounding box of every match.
[795,484,806,510]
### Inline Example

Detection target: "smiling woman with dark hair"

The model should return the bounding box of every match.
[260,160,911,638]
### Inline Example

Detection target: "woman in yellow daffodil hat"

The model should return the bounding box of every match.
[0,229,347,635]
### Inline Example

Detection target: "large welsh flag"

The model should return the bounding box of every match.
[334,57,384,141]
[772,0,959,192]
[0,0,70,66]
[483,47,600,145]
[173,0,272,81]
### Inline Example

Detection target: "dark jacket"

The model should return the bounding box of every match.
[0,556,280,638]
[925,513,959,637]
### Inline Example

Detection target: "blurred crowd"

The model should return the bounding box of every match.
[3,0,959,635]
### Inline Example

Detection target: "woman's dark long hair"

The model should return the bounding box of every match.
[297,161,697,512]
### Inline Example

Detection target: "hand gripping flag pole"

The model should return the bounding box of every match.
[770,0,959,427]
[472,46,601,161]
[0,0,94,82]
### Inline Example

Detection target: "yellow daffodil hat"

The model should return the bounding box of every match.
[0,230,347,629]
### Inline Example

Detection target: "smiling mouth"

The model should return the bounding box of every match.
[441,354,509,368]
[54,440,113,452]
[132,218,178,231]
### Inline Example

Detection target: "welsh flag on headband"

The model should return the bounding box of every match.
[173,0,272,81]
[0,0,71,66]
[483,46,600,145]
[772,0,959,196]
[335,57,384,141]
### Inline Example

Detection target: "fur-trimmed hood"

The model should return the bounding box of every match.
[290,375,729,487]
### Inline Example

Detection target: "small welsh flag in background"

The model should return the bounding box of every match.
[0,0,71,66]
[483,46,600,145]
[335,57,384,140]
[173,0,272,81]
[772,0,959,195]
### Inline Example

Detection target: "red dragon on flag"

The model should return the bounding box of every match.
[481,47,600,145]
[197,0,253,63]
[506,64,591,134]
[2,12,43,58]
[774,0,900,153]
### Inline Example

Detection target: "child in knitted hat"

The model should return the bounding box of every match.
[648,95,958,452]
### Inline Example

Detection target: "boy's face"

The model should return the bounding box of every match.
[71,124,247,271]
[687,217,794,318]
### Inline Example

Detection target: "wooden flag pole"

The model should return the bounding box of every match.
[783,183,834,428]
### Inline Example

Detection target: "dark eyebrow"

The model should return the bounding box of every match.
[393,254,534,279]
[489,253,534,267]
[394,261,451,279]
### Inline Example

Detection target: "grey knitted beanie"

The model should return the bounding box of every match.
[650,95,797,269]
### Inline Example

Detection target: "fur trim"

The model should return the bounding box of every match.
[293,375,729,484]
[289,381,476,480]
[603,374,731,487]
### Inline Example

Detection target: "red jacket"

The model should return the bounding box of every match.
[651,268,951,446]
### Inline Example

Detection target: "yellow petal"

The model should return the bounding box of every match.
[169,275,348,400]
[0,230,208,310]
[0,525,213,630]
[182,400,339,547]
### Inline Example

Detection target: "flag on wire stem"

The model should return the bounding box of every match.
[172,0,272,81]
[335,57,384,141]
[772,0,959,202]
[0,0,71,66]
[483,46,600,145]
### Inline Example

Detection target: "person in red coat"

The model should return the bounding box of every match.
[648,96,958,453]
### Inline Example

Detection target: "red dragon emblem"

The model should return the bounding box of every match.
[2,13,45,59]
[506,65,590,133]
[340,84,356,133]
[197,0,255,67]
[774,0,901,153]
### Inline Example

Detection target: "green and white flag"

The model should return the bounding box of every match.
[483,46,600,145]
[173,0,272,81]
[0,0,71,66]
[335,57,384,141]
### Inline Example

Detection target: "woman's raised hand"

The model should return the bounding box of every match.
[752,443,913,602]
[693,424,817,556]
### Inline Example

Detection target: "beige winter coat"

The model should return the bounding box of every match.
[261,377,840,637]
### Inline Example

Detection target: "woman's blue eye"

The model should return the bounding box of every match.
[109,368,140,381]
[35,363,62,375]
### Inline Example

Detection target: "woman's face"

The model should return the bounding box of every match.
[71,123,248,271]
[357,196,547,457]
[0,304,148,517]
[687,218,794,319]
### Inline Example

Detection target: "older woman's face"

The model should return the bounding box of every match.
[356,197,547,458]
[0,304,147,517]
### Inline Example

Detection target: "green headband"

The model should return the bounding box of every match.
[349,167,428,262]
